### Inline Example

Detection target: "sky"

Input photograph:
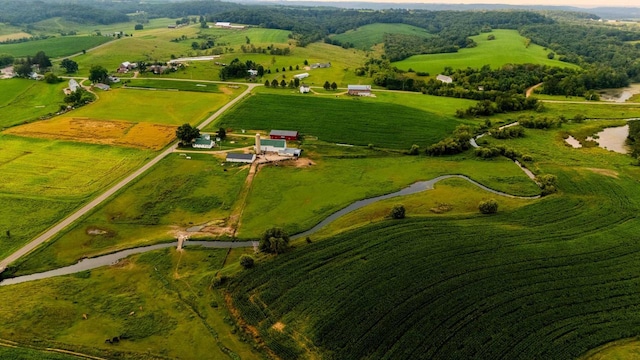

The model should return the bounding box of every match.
[277,0,638,8]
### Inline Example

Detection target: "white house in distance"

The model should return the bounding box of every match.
[215,22,245,29]
[226,153,256,163]
[193,134,214,149]
[294,73,309,80]
[248,69,258,76]
[300,84,310,94]
[347,85,372,96]
[436,74,453,84]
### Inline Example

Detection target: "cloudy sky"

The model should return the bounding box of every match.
[291,0,637,7]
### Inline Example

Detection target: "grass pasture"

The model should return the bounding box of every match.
[199,27,291,46]
[4,117,176,150]
[211,92,465,150]
[331,23,432,50]
[0,78,66,129]
[0,32,32,42]
[12,153,248,274]
[0,248,260,360]
[393,29,579,74]
[69,87,236,126]
[0,134,151,260]
[238,154,540,238]
[0,35,113,58]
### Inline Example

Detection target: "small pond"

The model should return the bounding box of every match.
[587,125,630,154]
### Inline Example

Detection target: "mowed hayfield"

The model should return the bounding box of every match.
[237,152,540,238]
[69,87,237,125]
[0,248,260,360]
[0,78,66,129]
[5,117,176,150]
[199,27,291,46]
[0,35,113,58]
[210,91,470,149]
[13,153,248,275]
[331,23,432,50]
[229,122,640,360]
[394,29,580,74]
[0,134,152,260]
[125,79,222,93]
[30,17,180,36]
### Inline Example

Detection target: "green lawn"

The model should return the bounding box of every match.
[69,87,235,125]
[210,92,466,150]
[0,134,152,260]
[13,153,248,274]
[331,23,432,50]
[228,121,640,359]
[0,36,113,58]
[393,29,580,74]
[0,78,66,129]
[0,247,260,360]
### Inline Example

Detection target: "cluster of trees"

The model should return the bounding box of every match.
[259,228,289,255]
[176,124,200,146]
[475,144,522,160]
[0,34,53,45]
[0,0,129,25]
[63,88,94,108]
[457,96,540,117]
[518,116,562,129]
[384,33,466,62]
[489,125,525,139]
[323,81,338,90]
[0,54,14,67]
[265,78,300,89]
[426,125,473,156]
[478,199,498,214]
[13,51,51,77]
[239,44,291,55]
[60,59,78,73]
[219,58,262,80]
[627,120,640,159]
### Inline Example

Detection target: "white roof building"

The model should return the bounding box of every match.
[436,74,453,84]
[294,73,309,80]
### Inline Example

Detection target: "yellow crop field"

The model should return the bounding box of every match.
[5,117,176,150]
[0,32,32,42]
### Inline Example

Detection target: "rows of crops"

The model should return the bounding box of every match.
[229,170,640,359]
[0,36,113,57]
[216,93,463,150]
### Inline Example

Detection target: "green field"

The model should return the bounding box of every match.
[30,17,180,36]
[228,121,640,359]
[0,134,152,260]
[69,86,237,125]
[331,23,432,50]
[199,27,291,46]
[210,92,468,149]
[13,153,248,274]
[0,35,113,58]
[394,29,579,75]
[238,153,540,238]
[0,78,66,129]
[0,247,260,360]
[125,79,222,93]
[0,347,80,360]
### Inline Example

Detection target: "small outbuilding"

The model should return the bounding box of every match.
[248,69,258,76]
[270,130,298,141]
[299,84,310,94]
[294,73,309,80]
[68,79,80,92]
[226,153,256,163]
[436,74,453,84]
[347,85,371,96]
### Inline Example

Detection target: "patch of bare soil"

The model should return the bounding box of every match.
[224,293,281,360]
[272,322,286,332]
[585,168,619,178]
[220,86,233,95]
[430,203,453,214]
[86,226,109,235]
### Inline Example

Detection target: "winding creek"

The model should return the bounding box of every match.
[1,176,539,286]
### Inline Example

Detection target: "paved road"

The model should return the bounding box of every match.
[0,83,258,273]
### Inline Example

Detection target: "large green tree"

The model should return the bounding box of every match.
[259,228,290,254]
[60,58,78,73]
[176,123,200,145]
[88,65,108,83]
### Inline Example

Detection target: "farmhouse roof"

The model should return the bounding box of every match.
[270,130,298,137]
[226,153,256,161]
[260,139,286,148]
[216,22,231,26]
[348,85,371,91]
[68,79,79,92]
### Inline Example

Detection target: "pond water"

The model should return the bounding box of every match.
[587,125,630,154]
[564,136,582,148]
[599,84,640,103]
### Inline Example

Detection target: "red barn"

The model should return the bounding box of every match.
[270,130,298,141]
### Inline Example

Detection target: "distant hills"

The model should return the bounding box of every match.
[239,1,640,20]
